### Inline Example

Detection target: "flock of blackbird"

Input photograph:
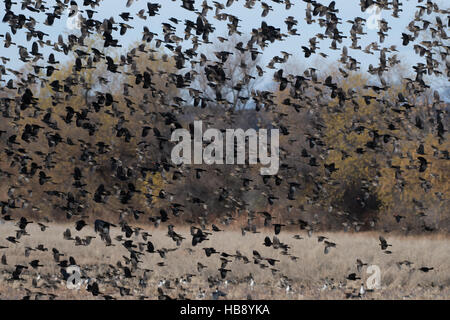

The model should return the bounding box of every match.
[0,0,448,300]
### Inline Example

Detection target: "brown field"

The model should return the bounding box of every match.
[0,222,449,300]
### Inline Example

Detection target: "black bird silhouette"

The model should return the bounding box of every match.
[419,267,434,273]
[273,224,285,235]
[75,220,87,231]
[203,247,218,257]
[347,273,361,281]
[218,268,231,279]
[379,236,392,250]
[263,236,272,247]
[12,265,28,280]
[94,219,116,240]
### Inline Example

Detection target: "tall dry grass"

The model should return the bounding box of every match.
[0,222,448,299]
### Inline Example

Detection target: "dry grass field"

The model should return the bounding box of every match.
[0,221,449,300]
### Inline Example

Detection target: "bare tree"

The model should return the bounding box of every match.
[192,35,262,111]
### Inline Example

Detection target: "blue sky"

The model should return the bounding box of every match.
[0,0,445,89]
